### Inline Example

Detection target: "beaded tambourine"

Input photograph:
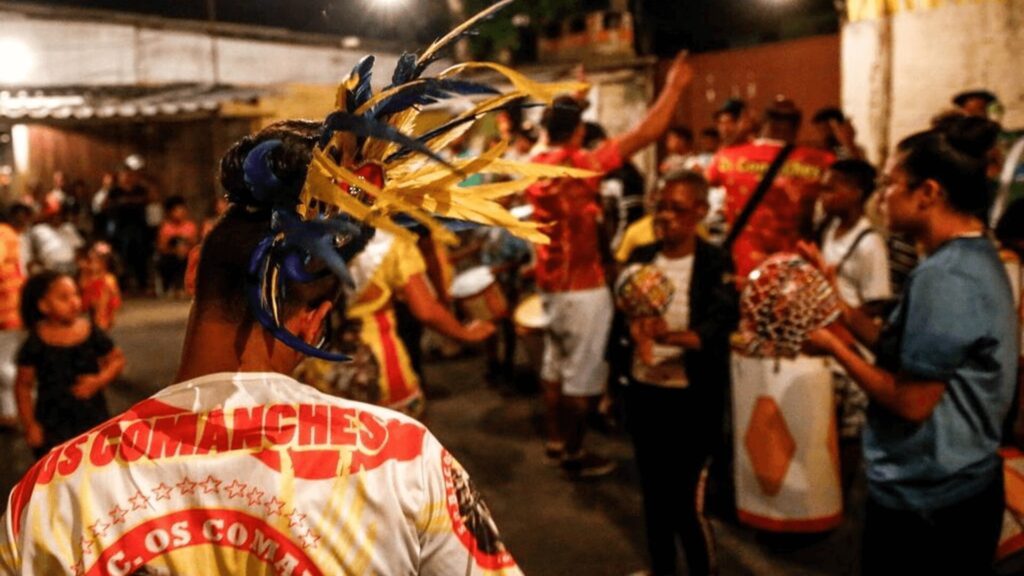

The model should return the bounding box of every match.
[615,264,675,318]
[734,253,841,358]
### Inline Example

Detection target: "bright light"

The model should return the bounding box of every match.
[372,0,405,7]
[12,124,29,175]
[0,39,34,84]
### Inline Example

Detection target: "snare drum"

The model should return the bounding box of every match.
[449,266,508,321]
[513,293,548,369]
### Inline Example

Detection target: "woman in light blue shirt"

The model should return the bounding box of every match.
[806,115,1017,575]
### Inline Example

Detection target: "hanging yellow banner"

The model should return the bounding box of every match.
[847,0,998,22]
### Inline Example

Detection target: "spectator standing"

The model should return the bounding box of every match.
[155,196,198,298]
[811,107,866,160]
[107,167,151,293]
[90,171,114,240]
[26,202,82,275]
[77,242,122,331]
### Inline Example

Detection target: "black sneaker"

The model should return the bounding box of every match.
[561,451,617,478]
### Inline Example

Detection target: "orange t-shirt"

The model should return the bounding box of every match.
[526,139,623,292]
[707,139,834,278]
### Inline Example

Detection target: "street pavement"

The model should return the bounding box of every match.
[0,299,865,575]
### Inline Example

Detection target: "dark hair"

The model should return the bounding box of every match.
[163,195,187,212]
[996,198,1024,244]
[952,90,997,108]
[660,168,709,203]
[700,127,720,139]
[198,120,343,323]
[8,203,32,220]
[829,159,877,200]
[542,96,584,145]
[714,98,746,121]
[896,115,998,218]
[812,107,845,124]
[764,98,802,129]
[582,121,607,150]
[20,271,69,329]
[668,126,694,142]
[219,120,322,208]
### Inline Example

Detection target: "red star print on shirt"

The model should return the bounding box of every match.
[287,510,307,528]
[263,496,286,518]
[127,490,150,511]
[151,483,174,501]
[224,479,248,499]
[88,518,110,538]
[300,528,321,550]
[199,475,222,494]
[108,504,128,525]
[176,476,199,495]
[245,486,265,507]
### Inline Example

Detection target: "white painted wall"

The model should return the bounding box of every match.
[843,0,1024,164]
[0,9,400,89]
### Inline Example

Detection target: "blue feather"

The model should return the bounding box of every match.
[246,235,351,362]
[384,100,544,164]
[319,111,459,172]
[370,79,499,119]
[349,55,376,111]
[391,52,418,86]
[393,213,482,235]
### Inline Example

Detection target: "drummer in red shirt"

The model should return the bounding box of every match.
[526,52,694,478]
[707,98,835,279]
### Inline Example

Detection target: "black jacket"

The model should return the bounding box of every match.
[610,238,739,407]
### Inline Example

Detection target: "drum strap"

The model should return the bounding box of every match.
[723,143,795,251]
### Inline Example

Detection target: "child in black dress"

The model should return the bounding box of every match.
[14,271,125,458]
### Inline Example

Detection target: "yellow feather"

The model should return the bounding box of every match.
[416,0,515,70]
[437,62,588,103]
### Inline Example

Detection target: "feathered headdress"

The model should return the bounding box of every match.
[242,0,597,361]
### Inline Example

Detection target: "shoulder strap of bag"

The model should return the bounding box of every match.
[835,226,878,272]
[723,143,795,250]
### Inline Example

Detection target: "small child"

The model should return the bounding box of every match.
[14,271,125,458]
[78,242,122,330]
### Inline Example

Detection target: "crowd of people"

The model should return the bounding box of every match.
[0,23,1022,575]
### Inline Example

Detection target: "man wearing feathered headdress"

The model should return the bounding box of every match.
[0,2,602,573]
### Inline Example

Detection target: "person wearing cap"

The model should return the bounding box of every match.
[707,97,835,278]
[953,89,998,118]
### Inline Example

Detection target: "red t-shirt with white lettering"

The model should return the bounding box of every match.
[526,140,623,293]
[707,140,834,278]
[0,372,520,576]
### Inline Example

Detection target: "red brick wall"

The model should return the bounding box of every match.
[659,34,841,146]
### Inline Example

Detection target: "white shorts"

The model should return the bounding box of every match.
[540,287,613,397]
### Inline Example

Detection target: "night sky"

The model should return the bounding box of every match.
[8,0,839,55]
